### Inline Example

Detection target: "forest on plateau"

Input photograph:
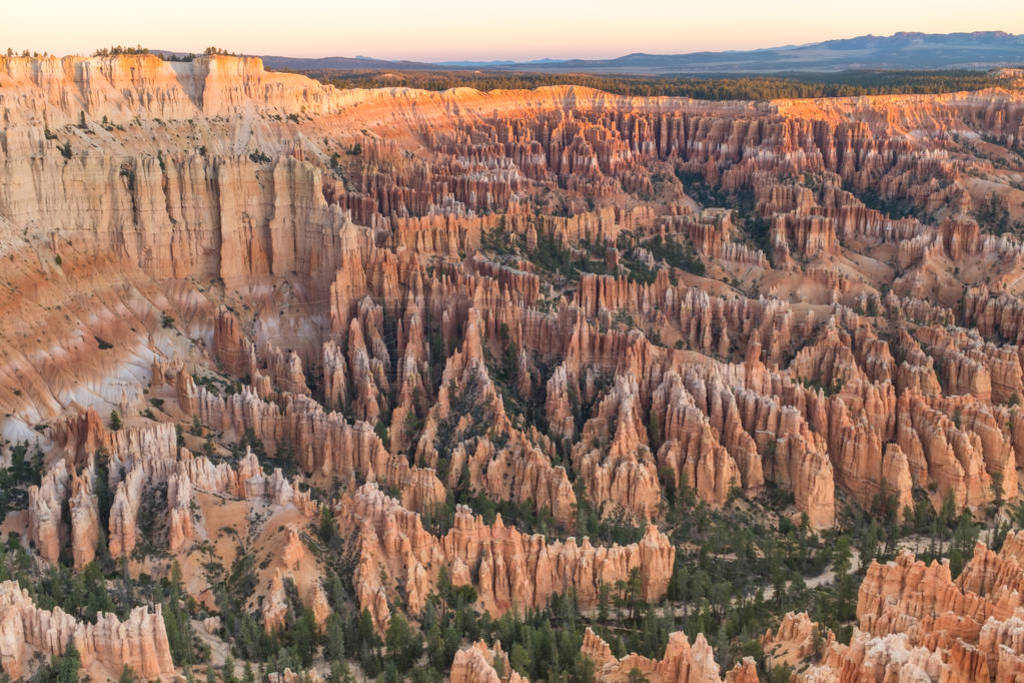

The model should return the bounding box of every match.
[295,68,1015,99]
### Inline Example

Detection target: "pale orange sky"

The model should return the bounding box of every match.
[3,0,1023,61]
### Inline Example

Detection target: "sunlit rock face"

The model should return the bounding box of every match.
[3,55,1024,527]
[772,532,1024,681]
[0,580,175,680]
[3,51,1024,678]
[577,626,759,682]
[336,481,674,627]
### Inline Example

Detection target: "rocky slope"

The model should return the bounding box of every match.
[0,580,174,680]
[755,532,1024,681]
[3,54,1023,527]
[338,482,674,628]
[1,52,1024,679]
[447,628,759,683]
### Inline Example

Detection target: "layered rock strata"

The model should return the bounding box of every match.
[338,483,674,629]
[0,580,175,680]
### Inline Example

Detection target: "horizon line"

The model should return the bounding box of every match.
[5,28,1022,66]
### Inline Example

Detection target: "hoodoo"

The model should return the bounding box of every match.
[1,33,1023,680]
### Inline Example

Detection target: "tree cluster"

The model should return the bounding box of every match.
[297,69,1012,101]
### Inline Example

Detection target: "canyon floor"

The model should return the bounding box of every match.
[2,53,1024,682]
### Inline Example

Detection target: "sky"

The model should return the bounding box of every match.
[4,0,1024,62]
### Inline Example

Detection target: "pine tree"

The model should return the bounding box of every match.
[325,613,346,659]
[163,561,194,665]
[54,644,81,683]
[647,412,661,450]
[222,655,237,683]
[328,659,352,683]
[628,667,650,683]
[509,643,530,678]
[386,612,423,671]
[293,608,317,668]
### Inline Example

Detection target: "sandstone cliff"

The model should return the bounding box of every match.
[338,483,674,629]
[789,532,1024,681]
[2,50,1024,681]
[0,580,174,680]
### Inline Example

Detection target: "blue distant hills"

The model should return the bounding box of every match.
[250,31,1024,75]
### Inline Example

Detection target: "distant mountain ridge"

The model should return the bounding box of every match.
[256,31,1024,75]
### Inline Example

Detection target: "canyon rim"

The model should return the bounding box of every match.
[1,26,1024,683]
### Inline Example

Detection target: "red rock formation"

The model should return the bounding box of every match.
[4,58,1019,532]
[762,612,835,670]
[263,570,289,634]
[68,463,100,570]
[804,629,954,682]
[195,385,445,512]
[266,346,309,396]
[6,52,1024,681]
[771,213,839,262]
[267,668,325,683]
[790,534,1024,681]
[338,483,674,628]
[28,420,316,565]
[580,626,756,682]
[450,641,527,683]
[572,374,663,520]
[27,461,69,564]
[0,580,175,679]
